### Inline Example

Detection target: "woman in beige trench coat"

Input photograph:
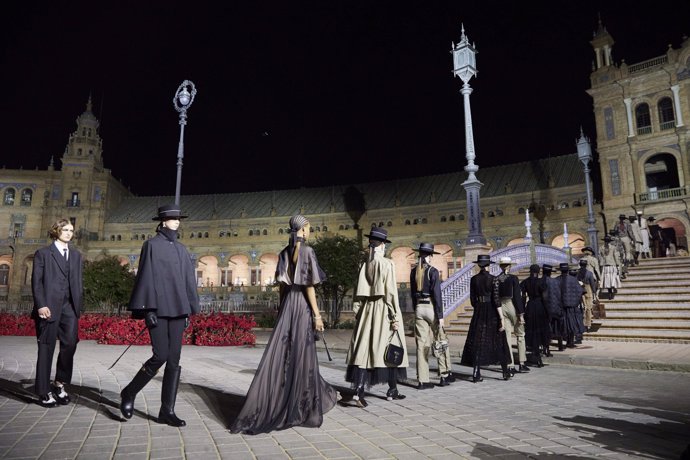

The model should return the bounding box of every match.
[344,227,408,407]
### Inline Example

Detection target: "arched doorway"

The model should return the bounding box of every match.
[259,253,279,286]
[198,255,219,287]
[229,254,250,287]
[655,217,688,255]
[390,247,415,285]
[551,232,585,255]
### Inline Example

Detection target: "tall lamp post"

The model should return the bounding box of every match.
[452,25,486,246]
[576,127,599,255]
[173,80,197,206]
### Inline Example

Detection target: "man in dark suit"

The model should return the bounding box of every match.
[31,218,83,407]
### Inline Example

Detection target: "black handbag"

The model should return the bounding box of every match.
[384,330,405,366]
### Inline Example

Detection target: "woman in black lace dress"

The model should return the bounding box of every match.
[460,255,511,382]
[520,264,550,367]
[230,215,337,434]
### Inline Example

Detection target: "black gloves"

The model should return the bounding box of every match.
[145,311,158,329]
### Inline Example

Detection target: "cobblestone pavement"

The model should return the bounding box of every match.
[1,336,689,460]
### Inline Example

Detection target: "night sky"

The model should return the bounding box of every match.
[2,2,689,196]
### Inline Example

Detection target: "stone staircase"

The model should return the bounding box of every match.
[447,256,690,343]
[592,256,690,343]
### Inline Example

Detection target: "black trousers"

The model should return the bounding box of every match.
[144,317,186,372]
[34,302,78,396]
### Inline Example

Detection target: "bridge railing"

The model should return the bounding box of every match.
[440,243,570,317]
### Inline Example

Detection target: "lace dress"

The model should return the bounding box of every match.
[229,244,337,434]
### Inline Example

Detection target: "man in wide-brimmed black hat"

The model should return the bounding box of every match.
[493,257,529,375]
[120,204,199,427]
[410,242,453,389]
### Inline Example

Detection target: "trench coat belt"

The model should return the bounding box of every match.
[476,295,491,302]
[416,299,431,304]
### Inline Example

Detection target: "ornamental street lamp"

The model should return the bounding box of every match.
[173,80,197,205]
[451,25,486,246]
[576,127,599,255]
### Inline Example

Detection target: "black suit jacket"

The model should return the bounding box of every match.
[31,243,84,321]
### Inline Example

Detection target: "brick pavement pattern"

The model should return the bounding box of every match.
[1,335,690,459]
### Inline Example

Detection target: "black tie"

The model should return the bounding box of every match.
[63,248,68,261]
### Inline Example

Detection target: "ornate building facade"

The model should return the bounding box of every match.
[2,22,688,307]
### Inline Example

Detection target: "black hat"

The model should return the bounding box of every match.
[413,242,440,255]
[529,264,540,273]
[559,262,570,272]
[582,246,594,254]
[542,263,553,272]
[628,215,637,221]
[473,254,493,267]
[579,259,588,266]
[364,226,391,243]
[152,204,188,221]
[619,214,627,219]
[647,216,655,222]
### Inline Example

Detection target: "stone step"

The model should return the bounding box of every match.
[603,303,690,310]
[604,288,690,296]
[596,319,690,329]
[618,280,689,288]
[624,272,689,280]
[606,311,690,319]
[584,328,690,343]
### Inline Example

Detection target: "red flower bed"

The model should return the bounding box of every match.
[0,312,256,346]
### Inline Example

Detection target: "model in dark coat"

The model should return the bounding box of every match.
[557,263,585,348]
[520,264,550,367]
[120,205,200,427]
[460,255,511,382]
[541,264,561,355]
[31,218,83,407]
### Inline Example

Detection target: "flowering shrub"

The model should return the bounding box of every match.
[0,312,256,346]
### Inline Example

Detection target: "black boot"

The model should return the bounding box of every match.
[501,363,511,381]
[353,385,368,407]
[537,353,544,368]
[120,365,157,419]
[558,338,564,352]
[158,366,186,427]
[472,366,483,383]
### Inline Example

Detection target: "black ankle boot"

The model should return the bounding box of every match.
[158,366,186,427]
[501,363,512,381]
[472,366,483,383]
[354,385,368,407]
[121,365,156,419]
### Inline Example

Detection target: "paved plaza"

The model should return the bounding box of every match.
[1,333,689,460]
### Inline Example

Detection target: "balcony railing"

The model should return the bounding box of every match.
[638,186,688,203]
[628,55,667,74]
[660,120,676,131]
[66,199,81,207]
[637,125,652,136]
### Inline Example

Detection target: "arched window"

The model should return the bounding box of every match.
[141,234,146,240]
[440,216,447,222]
[278,228,284,234]
[3,188,15,205]
[219,231,225,237]
[405,219,411,225]
[190,232,195,238]
[658,97,675,130]
[314,226,320,232]
[339,225,345,230]
[572,200,582,207]
[21,189,32,206]
[344,225,350,230]
[459,214,465,220]
[248,230,254,236]
[323,225,328,232]
[117,235,122,241]
[449,215,455,222]
[558,201,569,209]
[413,219,419,225]
[110,235,115,241]
[262,229,268,235]
[421,218,428,224]
[371,222,377,228]
[635,103,652,135]
[0,264,9,285]
[378,222,384,227]
[386,222,392,227]
[133,234,139,240]
[488,211,495,217]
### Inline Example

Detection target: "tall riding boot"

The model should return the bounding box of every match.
[158,366,186,427]
[120,365,157,419]
[386,373,406,400]
[501,362,511,380]
[558,338,564,351]
[472,365,483,383]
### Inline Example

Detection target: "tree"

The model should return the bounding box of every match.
[83,256,136,312]
[311,235,364,327]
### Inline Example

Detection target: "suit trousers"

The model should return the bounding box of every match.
[620,236,634,262]
[34,301,78,395]
[582,285,594,327]
[414,304,450,383]
[500,298,526,367]
[145,316,186,372]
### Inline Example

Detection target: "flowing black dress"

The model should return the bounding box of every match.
[461,270,509,367]
[520,276,551,353]
[229,244,337,434]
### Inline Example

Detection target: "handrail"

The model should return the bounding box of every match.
[440,243,569,317]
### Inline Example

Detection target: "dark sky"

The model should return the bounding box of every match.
[2,2,690,196]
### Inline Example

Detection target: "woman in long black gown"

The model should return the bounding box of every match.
[230,215,337,434]
[460,255,511,382]
[520,264,550,367]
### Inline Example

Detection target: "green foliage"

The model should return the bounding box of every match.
[311,235,364,327]
[83,256,135,309]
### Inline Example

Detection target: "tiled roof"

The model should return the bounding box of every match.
[105,153,584,223]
